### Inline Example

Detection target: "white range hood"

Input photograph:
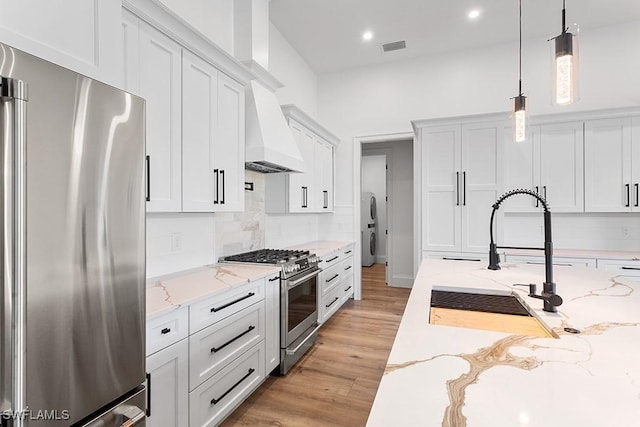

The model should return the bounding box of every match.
[244,80,305,173]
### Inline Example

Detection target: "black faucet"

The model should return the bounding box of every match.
[488,189,563,313]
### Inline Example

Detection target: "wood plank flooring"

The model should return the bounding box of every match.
[222,263,411,427]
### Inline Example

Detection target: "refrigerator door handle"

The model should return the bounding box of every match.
[0,75,28,419]
[145,155,150,202]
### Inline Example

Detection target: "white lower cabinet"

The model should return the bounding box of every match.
[264,273,281,374]
[504,254,596,268]
[146,338,189,427]
[318,246,355,324]
[190,342,265,427]
[597,259,640,278]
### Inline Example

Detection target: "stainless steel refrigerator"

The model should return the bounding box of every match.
[1,42,146,426]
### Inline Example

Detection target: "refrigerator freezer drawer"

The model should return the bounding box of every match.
[82,387,146,426]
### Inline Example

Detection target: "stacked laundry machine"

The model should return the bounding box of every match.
[361,192,377,266]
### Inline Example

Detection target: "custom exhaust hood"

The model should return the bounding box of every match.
[245,80,304,173]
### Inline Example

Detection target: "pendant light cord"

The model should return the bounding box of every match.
[518,0,522,96]
[562,0,567,32]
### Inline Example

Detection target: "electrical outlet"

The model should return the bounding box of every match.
[171,232,183,252]
[622,226,630,238]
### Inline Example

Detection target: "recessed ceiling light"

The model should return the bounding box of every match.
[362,31,373,41]
[468,9,481,20]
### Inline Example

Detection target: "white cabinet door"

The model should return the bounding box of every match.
[264,273,281,374]
[121,10,140,95]
[461,122,503,253]
[146,339,189,427]
[288,121,315,212]
[139,22,183,212]
[503,125,542,212]
[214,73,246,212]
[584,118,633,212]
[316,139,334,212]
[182,50,218,212]
[539,122,584,212]
[631,117,640,212]
[421,125,462,252]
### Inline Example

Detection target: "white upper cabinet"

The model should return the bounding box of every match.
[418,116,504,254]
[137,21,183,212]
[286,121,316,212]
[539,122,584,213]
[182,50,218,212]
[584,117,636,212]
[214,73,246,212]
[316,139,334,211]
[633,117,640,212]
[504,121,584,213]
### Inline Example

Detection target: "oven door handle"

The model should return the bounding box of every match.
[286,269,320,289]
[285,324,321,355]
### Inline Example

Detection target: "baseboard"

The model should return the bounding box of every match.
[375,255,386,264]
[389,275,414,288]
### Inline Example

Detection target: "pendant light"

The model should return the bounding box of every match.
[512,0,527,143]
[551,0,578,105]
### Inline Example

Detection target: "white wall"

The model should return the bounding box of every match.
[361,155,387,263]
[157,0,234,54]
[269,23,318,118]
[318,21,640,253]
[363,141,414,287]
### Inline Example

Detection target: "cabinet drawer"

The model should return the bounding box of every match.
[341,274,354,303]
[190,279,265,333]
[189,341,265,427]
[147,306,189,356]
[319,250,341,269]
[597,259,640,277]
[506,255,596,268]
[189,301,265,390]
[319,285,343,325]
[320,261,343,295]
[342,245,355,258]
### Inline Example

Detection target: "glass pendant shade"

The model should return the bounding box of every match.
[552,24,579,105]
[512,95,527,142]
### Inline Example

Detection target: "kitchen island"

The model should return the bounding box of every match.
[367,259,640,426]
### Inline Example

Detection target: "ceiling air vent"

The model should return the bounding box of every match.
[381,40,406,53]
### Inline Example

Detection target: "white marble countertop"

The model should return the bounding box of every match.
[367,259,640,426]
[505,248,640,261]
[146,264,280,320]
[286,240,354,258]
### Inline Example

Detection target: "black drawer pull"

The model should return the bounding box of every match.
[326,274,339,283]
[325,297,339,308]
[621,266,640,271]
[345,250,352,254]
[442,257,481,262]
[211,292,255,313]
[326,256,339,263]
[344,285,352,292]
[268,276,280,282]
[210,368,255,405]
[145,155,151,202]
[160,328,171,335]
[211,325,255,353]
[344,265,352,271]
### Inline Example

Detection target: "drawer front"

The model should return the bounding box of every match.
[507,255,597,268]
[190,278,265,333]
[320,261,344,295]
[189,301,265,390]
[189,341,265,427]
[147,306,189,356]
[597,259,640,277]
[341,273,354,303]
[342,245,354,258]
[319,250,341,269]
[319,285,343,325]
[341,254,354,276]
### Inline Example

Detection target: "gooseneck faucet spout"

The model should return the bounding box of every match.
[488,189,562,313]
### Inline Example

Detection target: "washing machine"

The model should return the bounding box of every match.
[361,192,377,266]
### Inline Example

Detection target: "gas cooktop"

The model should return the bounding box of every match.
[219,249,319,279]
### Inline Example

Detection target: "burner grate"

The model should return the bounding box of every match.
[222,249,310,264]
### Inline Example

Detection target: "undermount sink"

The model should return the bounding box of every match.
[429,287,557,338]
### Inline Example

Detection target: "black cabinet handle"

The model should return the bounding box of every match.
[535,186,539,208]
[326,274,339,283]
[221,169,225,204]
[344,285,352,292]
[325,297,339,308]
[323,190,328,209]
[145,155,151,202]
[213,169,219,204]
[210,325,255,353]
[456,171,460,206]
[625,183,630,207]
[344,265,352,271]
[326,256,339,263]
[146,372,151,417]
[301,186,307,208]
[210,368,255,405]
[635,183,639,207]
[462,171,466,206]
[442,257,481,262]
[160,328,171,335]
[210,292,255,313]
[268,276,279,282]
[345,250,352,255]
[621,266,640,271]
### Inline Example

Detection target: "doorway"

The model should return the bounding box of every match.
[359,138,414,288]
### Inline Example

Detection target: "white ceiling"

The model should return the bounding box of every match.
[270,0,640,74]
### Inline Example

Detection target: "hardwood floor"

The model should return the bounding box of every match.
[222,263,411,426]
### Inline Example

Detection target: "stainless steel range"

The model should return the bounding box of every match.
[220,249,320,374]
